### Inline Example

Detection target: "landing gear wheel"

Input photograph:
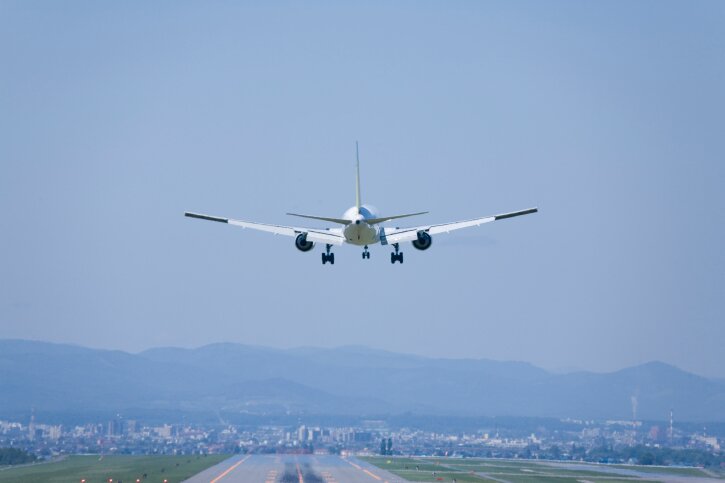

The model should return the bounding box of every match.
[322,244,334,265]
[390,243,403,264]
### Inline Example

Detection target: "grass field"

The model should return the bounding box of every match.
[0,454,229,483]
[609,464,716,477]
[361,456,719,482]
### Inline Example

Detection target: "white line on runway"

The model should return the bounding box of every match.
[209,455,250,483]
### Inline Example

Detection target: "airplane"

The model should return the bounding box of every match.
[185,143,537,265]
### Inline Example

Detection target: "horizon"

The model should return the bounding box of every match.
[4,336,725,425]
[2,337,716,380]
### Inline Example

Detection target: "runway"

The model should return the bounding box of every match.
[183,454,406,483]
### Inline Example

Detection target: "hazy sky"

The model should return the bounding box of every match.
[1,1,724,377]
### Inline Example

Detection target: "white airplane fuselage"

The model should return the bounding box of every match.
[341,205,380,246]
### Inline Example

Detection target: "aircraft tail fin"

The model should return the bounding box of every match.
[355,141,361,214]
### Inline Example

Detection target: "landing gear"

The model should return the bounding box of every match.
[321,244,335,265]
[362,246,370,259]
[322,253,334,264]
[390,243,403,264]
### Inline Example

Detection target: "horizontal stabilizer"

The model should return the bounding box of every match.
[365,211,429,224]
[286,213,352,225]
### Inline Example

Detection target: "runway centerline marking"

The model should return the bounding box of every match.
[209,455,249,483]
[265,468,278,483]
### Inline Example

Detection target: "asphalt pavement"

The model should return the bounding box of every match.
[182,454,406,483]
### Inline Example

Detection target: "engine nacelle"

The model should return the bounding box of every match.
[295,233,315,252]
[412,231,432,250]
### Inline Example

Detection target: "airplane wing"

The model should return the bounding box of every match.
[185,212,345,245]
[381,207,538,245]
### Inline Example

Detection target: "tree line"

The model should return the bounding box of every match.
[0,448,36,465]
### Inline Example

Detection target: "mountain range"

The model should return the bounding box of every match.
[1,339,724,422]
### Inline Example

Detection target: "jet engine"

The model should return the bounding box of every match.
[412,231,432,250]
[295,233,315,252]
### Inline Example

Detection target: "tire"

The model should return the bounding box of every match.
[390,253,395,264]
[321,253,327,264]
[399,252,404,264]
[329,253,335,264]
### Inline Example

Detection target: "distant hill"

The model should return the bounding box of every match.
[1,339,724,422]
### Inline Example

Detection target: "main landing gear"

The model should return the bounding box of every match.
[390,243,404,264]
[321,244,335,265]
[362,246,370,259]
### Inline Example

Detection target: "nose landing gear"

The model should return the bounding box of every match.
[390,243,403,264]
[362,246,370,259]
[321,244,335,265]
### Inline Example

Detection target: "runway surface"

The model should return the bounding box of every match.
[183,454,406,483]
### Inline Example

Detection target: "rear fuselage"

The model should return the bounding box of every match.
[342,205,380,246]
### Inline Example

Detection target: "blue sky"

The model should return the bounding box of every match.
[1,1,723,377]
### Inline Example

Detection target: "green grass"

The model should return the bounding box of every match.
[360,457,496,481]
[495,477,657,483]
[414,458,624,479]
[362,456,720,482]
[608,464,711,477]
[389,470,495,482]
[445,461,611,475]
[362,457,443,472]
[485,476,587,483]
[0,454,229,483]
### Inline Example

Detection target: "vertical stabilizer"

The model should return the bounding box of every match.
[355,141,362,213]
